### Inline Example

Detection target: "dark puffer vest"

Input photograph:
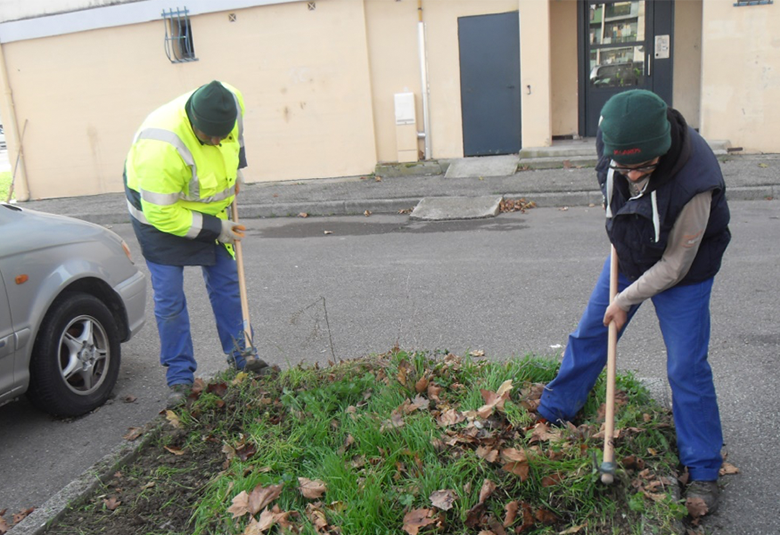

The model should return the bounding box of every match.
[596,109,731,284]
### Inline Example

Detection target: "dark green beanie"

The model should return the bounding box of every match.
[600,90,671,165]
[189,81,237,137]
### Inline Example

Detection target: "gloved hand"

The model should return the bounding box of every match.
[218,219,246,243]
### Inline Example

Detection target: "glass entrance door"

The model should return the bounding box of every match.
[588,1,647,90]
[581,1,674,137]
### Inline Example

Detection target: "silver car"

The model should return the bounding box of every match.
[0,203,146,416]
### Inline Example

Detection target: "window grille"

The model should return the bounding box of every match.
[733,0,772,5]
[162,7,197,63]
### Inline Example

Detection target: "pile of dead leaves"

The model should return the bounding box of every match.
[499,198,536,213]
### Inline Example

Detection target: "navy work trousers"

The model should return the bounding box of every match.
[538,256,723,481]
[146,244,254,387]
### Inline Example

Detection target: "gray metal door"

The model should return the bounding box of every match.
[580,0,674,137]
[458,11,521,157]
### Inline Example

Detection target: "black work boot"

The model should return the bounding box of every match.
[685,480,720,515]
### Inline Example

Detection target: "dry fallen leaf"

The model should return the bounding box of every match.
[503,500,519,527]
[298,477,327,499]
[228,491,251,519]
[719,462,739,476]
[502,461,530,480]
[500,448,527,463]
[164,446,185,456]
[123,427,144,441]
[402,508,436,535]
[228,483,284,518]
[535,507,558,525]
[249,484,284,515]
[103,497,121,511]
[380,411,405,432]
[364,210,372,217]
[305,504,329,532]
[516,502,535,533]
[11,508,34,525]
[231,372,249,385]
[165,410,182,428]
[686,497,709,518]
[241,517,264,535]
[298,212,309,218]
[415,375,429,393]
[323,230,333,235]
[475,445,499,463]
[477,380,513,418]
[437,409,465,427]
[478,479,497,504]
[429,489,457,511]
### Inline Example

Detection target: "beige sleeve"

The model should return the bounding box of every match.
[615,191,713,310]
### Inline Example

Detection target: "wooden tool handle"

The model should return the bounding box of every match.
[602,245,619,478]
[231,201,252,348]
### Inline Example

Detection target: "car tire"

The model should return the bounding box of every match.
[26,292,121,417]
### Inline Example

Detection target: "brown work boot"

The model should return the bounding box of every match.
[166,383,192,409]
[685,480,720,515]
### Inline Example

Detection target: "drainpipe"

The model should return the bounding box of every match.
[0,43,29,202]
[417,0,431,160]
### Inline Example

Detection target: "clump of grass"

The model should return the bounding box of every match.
[0,170,12,201]
[185,351,684,534]
[43,351,687,535]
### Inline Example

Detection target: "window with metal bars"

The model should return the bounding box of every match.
[162,7,197,63]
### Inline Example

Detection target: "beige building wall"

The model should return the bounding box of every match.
[549,0,578,138]
[700,1,780,152]
[6,0,780,200]
[672,0,702,129]
[519,0,552,148]
[364,0,423,164]
[0,0,378,200]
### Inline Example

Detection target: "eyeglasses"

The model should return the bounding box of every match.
[609,162,658,175]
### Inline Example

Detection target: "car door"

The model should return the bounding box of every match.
[0,269,16,397]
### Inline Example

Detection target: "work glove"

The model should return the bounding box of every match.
[218,219,246,244]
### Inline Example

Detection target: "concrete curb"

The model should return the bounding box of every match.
[8,421,162,535]
[38,184,777,227]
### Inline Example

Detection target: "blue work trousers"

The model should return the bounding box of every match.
[146,245,254,387]
[538,256,723,481]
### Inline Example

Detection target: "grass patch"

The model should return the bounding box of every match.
[36,351,688,535]
[0,170,12,201]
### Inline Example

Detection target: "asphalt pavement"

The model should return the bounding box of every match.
[4,151,780,534]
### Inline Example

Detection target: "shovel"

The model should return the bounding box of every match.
[600,245,619,484]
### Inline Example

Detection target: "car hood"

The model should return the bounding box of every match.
[0,204,123,258]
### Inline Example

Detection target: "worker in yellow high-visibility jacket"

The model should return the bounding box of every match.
[124,80,268,409]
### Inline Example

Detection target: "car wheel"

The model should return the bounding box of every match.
[27,292,121,417]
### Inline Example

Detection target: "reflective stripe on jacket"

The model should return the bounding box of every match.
[124,82,246,265]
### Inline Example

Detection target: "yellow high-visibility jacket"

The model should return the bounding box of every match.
[124,82,246,265]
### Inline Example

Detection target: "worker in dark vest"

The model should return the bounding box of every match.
[124,81,269,409]
[536,90,730,514]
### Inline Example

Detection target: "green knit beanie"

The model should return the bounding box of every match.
[189,81,237,137]
[600,90,671,165]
